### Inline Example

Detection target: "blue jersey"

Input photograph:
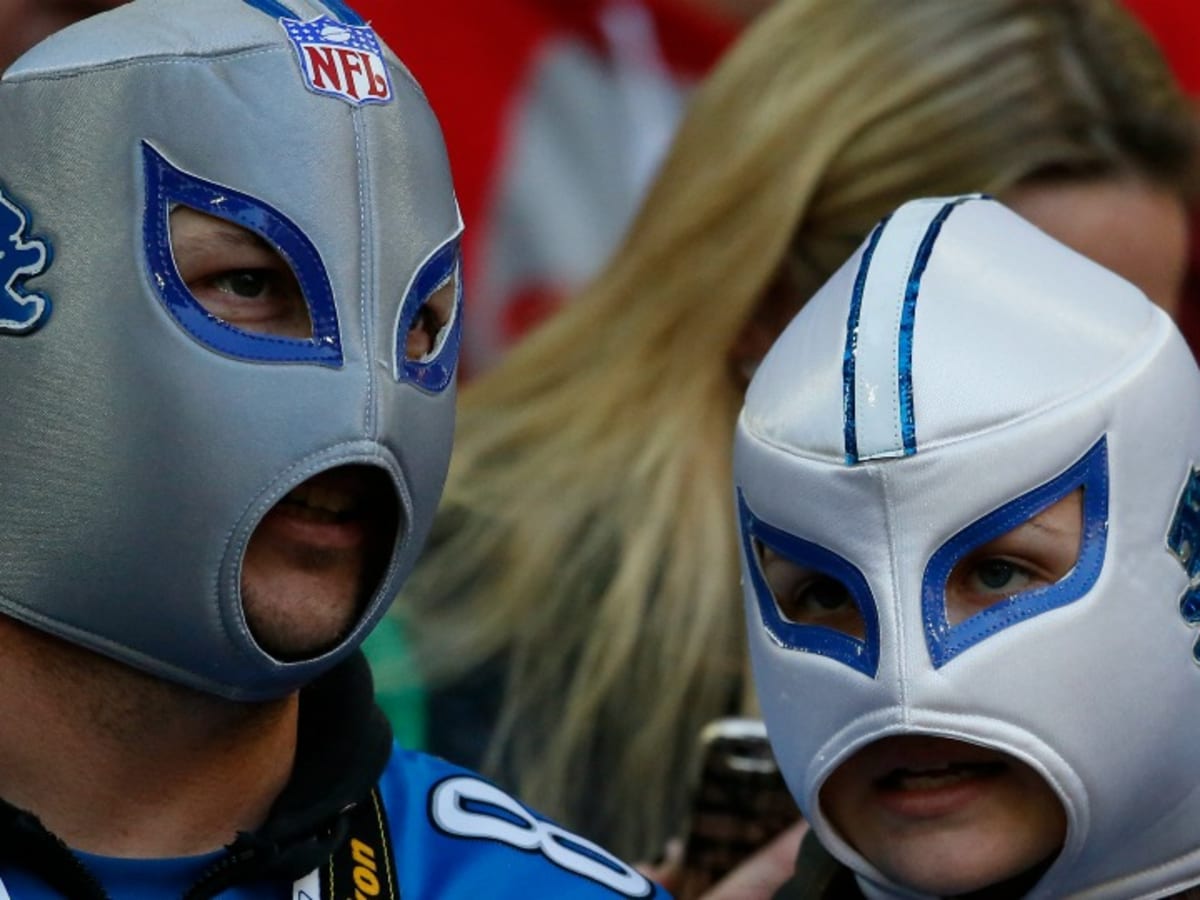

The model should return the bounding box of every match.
[0,745,668,899]
[382,748,665,899]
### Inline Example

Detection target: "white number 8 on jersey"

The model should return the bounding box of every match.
[430,776,654,897]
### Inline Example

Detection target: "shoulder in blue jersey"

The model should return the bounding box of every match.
[380,747,669,899]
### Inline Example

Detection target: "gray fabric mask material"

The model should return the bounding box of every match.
[0,0,461,700]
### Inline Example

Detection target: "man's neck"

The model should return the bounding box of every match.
[0,618,298,858]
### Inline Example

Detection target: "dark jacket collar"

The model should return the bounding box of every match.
[0,652,392,900]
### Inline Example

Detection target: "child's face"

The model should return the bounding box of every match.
[809,492,1081,895]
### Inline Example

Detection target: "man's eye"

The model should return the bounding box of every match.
[405,276,456,363]
[406,305,439,360]
[168,206,314,339]
[213,270,272,299]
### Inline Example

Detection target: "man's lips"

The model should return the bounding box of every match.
[278,481,365,522]
[256,466,396,552]
[260,502,369,551]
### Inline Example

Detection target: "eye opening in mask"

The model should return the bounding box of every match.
[738,490,880,677]
[942,489,1083,627]
[922,437,1109,668]
[142,140,343,367]
[756,541,867,640]
[394,230,464,392]
[168,205,314,340]
[405,269,458,362]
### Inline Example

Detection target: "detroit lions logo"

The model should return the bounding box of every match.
[1168,466,1200,662]
[0,187,51,335]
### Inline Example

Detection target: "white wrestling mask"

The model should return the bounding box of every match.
[736,195,1200,898]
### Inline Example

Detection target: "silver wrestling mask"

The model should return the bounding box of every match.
[0,0,462,700]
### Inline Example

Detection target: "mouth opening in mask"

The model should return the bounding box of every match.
[819,735,1067,897]
[241,464,402,663]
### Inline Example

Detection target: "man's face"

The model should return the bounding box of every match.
[0,0,464,698]
[169,207,423,660]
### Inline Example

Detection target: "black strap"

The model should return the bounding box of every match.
[321,786,399,900]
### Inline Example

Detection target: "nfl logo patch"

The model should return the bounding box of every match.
[282,15,393,107]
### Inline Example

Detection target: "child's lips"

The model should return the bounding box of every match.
[876,760,1007,791]
[851,737,1012,820]
[870,762,1008,820]
[855,735,1008,776]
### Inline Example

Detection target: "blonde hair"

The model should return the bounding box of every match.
[401,0,1197,860]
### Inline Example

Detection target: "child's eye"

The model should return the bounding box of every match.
[758,544,866,639]
[943,490,1083,626]
[948,555,1048,622]
[968,559,1034,595]
[790,575,854,615]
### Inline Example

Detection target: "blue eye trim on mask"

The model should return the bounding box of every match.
[738,490,880,677]
[923,437,1109,668]
[394,232,463,392]
[142,142,343,367]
